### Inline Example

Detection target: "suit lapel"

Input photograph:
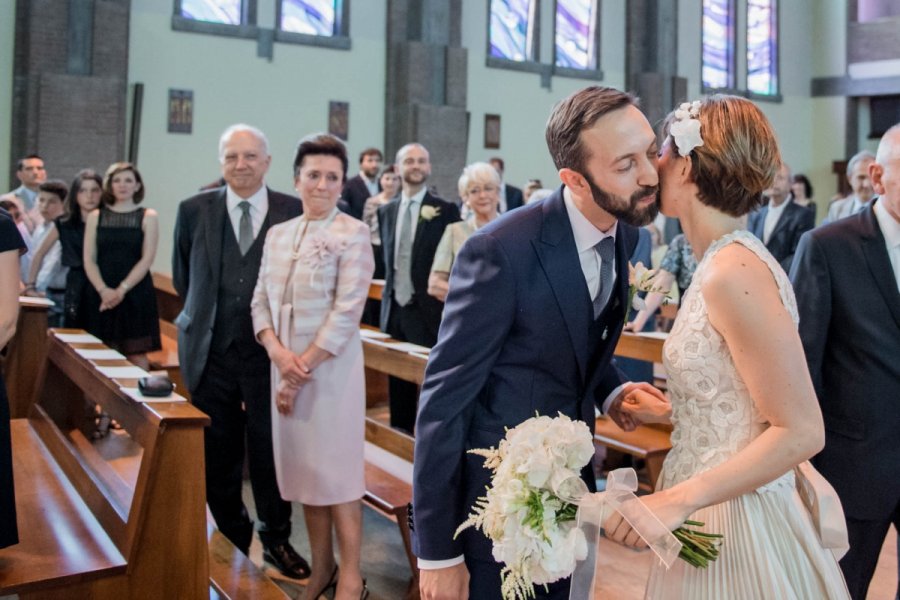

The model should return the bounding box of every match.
[382,199,399,270]
[750,206,768,239]
[860,204,900,331]
[533,190,591,381]
[412,193,436,254]
[768,200,796,241]
[204,188,227,291]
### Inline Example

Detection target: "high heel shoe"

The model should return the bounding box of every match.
[359,579,369,600]
[305,565,338,600]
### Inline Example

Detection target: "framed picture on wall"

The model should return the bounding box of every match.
[168,89,193,134]
[484,114,501,149]
[329,101,349,140]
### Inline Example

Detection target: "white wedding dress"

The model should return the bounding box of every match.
[644,230,849,599]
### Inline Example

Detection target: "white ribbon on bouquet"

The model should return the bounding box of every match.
[555,468,682,599]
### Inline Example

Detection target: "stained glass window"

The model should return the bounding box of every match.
[746,0,778,96]
[489,0,537,62]
[554,0,598,70]
[281,0,338,37]
[180,0,242,25]
[702,0,735,90]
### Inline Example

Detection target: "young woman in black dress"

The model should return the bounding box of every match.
[83,162,161,368]
[24,170,103,327]
[0,206,26,549]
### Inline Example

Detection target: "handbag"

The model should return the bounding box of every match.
[138,375,174,397]
[794,460,850,559]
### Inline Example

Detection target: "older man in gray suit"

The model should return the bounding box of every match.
[791,125,900,600]
[172,124,309,578]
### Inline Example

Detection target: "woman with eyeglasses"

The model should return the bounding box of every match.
[427,162,501,302]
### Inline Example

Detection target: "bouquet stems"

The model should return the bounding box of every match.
[672,519,723,568]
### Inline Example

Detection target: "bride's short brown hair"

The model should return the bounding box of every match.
[664,94,781,217]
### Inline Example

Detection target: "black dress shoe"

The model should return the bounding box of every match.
[262,542,311,579]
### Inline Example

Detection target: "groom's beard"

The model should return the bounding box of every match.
[585,173,659,227]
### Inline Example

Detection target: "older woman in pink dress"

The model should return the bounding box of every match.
[252,133,374,600]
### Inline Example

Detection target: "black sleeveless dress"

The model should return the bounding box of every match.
[0,208,24,548]
[84,207,160,354]
[55,216,100,328]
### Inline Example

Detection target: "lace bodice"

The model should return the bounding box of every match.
[659,230,798,492]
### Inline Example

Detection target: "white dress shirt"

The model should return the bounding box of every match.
[417,190,629,571]
[497,182,508,213]
[874,198,900,292]
[361,172,379,197]
[763,197,790,244]
[226,185,269,242]
[394,187,427,260]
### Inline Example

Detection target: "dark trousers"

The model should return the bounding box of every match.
[191,347,291,554]
[841,501,900,600]
[466,557,570,599]
[386,298,437,434]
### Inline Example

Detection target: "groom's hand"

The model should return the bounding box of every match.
[420,563,469,600]
[609,382,667,430]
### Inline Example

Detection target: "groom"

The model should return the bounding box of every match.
[412,86,666,599]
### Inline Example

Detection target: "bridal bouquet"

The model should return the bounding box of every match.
[455,413,593,599]
[457,413,723,600]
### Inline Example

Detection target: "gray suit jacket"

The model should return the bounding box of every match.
[790,200,900,520]
[171,186,301,392]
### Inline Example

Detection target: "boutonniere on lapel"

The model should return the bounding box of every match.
[419,205,441,222]
[626,262,672,325]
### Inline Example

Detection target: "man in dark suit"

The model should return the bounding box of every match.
[172,124,309,578]
[413,87,666,600]
[791,125,900,600]
[377,143,460,433]
[748,163,815,273]
[488,156,524,212]
[340,147,382,220]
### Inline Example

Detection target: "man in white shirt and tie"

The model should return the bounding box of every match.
[411,86,666,599]
[376,143,460,433]
[791,123,900,600]
[172,124,310,578]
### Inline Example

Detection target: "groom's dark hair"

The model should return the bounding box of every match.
[545,86,638,174]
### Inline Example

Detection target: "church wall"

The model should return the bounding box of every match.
[462,1,628,194]
[0,1,16,192]
[127,1,387,272]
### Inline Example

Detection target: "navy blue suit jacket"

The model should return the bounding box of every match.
[790,201,900,521]
[747,198,815,273]
[411,188,638,562]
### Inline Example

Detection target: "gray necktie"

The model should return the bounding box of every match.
[593,236,615,318]
[238,201,253,255]
[394,201,415,306]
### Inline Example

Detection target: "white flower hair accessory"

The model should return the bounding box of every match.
[670,100,703,157]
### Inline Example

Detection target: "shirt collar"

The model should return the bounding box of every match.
[226,184,268,213]
[768,195,791,212]
[401,187,427,205]
[360,172,377,185]
[874,197,900,250]
[563,189,617,253]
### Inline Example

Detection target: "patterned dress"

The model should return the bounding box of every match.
[645,230,849,599]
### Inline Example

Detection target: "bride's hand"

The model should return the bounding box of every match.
[620,388,672,424]
[603,487,695,548]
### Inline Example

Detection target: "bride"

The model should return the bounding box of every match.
[608,95,850,598]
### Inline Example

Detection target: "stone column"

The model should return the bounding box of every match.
[385,0,467,201]
[10,0,129,185]
[625,0,685,130]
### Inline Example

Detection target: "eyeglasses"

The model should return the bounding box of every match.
[467,185,499,195]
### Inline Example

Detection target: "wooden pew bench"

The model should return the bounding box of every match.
[363,417,418,600]
[2,296,51,418]
[0,329,211,598]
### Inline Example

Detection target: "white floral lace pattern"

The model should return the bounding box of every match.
[659,230,798,494]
